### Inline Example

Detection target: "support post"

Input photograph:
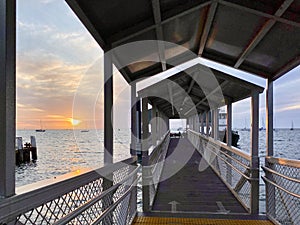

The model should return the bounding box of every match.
[103,52,113,225]
[201,113,204,135]
[211,110,215,138]
[226,102,232,146]
[250,91,260,214]
[266,79,273,157]
[0,0,16,198]
[130,82,137,156]
[266,79,275,215]
[142,97,150,212]
[226,102,232,185]
[104,52,113,165]
[151,104,157,146]
[206,111,209,136]
[214,109,219,140]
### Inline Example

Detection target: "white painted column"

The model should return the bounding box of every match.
[250,91,259,214]
[0,0,16,197]
[104,52,113,165]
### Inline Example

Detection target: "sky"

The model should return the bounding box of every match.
[16,0,300,130]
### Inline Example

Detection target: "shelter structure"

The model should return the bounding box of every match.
[1,0,300,224]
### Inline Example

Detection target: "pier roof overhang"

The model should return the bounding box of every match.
[67,0,300,83]
[138,64,264,118]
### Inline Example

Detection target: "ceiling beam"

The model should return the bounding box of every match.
[152,0,166,71]
[198,1,218,56]
[218,0,300,28]
[111,1,212,46]
[184,80,229,115]
[234,0,295,68]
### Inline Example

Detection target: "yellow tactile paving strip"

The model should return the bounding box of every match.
[133,217,274,225]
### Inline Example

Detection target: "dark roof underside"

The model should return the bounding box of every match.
[67,0,300,83]
[138,64,264,118]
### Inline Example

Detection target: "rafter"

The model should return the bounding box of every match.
[234,0,295,68]
[111,1,212,46]
[184,80,229,115]
[198,1,218,56]
[152,0,166,71]
[273,56,300,81]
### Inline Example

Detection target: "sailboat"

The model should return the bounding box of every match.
[81,122,89,132]
[36,120,46,132]
[290,121,294,131]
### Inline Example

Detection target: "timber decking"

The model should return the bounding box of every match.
[151,138,247,214]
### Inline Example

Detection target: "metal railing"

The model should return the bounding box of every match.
[142,131,170,211]
[0,157,139,225]
[262,157,300,225]
[188,130,257,213]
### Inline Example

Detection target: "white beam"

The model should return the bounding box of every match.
[0,0,16,197]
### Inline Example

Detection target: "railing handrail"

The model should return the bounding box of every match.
[91,175,140,225]
[0,157,137,223]
[262,176,300,199]
[53,165,141,225]
[149,130,170,160]
[262,166,300,184]
[188,129,251,161]
[266,156,300,169]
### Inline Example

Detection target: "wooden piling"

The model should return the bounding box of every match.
[30,136,37,161]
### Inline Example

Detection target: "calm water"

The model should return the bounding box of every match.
[16,129,300,213]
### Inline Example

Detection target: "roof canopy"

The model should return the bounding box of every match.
[67,0,300,83]
[138,64,264,118]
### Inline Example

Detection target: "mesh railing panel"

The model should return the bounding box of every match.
[0,158,138,225]
[263,158,300,225]
[147,133,170,207]
[188,130,252,212]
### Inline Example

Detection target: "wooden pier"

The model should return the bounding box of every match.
[151,138,247,214]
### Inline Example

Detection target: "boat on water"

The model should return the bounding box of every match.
[36,120,45,132]
[290,121,294,130]
[218,109,239,147]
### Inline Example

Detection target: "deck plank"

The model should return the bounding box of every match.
[151,138,248,214]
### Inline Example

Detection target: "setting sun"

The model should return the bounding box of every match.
[68,118,81,126]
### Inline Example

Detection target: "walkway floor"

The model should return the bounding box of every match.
[151,138,247,214]
[133,217,273,224]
